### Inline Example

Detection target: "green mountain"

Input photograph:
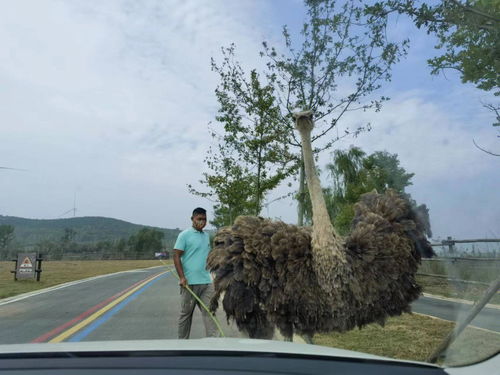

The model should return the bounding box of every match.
[0,215,180,248]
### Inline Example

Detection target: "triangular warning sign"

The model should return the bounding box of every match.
[20,257,33,268]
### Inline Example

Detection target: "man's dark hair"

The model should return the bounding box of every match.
[192,207,206,217]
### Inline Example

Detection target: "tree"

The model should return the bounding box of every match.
[303,147,431,235]
[367,0,499,94]
[61,228,77,243]
[128,228,164,259]
[35,240,63,260]
[207,0,408,226]
[0,225,14,249]
[189,61,296,227]
[192,150,259,228]
[360,151,416,193]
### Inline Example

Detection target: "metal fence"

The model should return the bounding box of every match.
[430,237,500,255]
[418,238,500,286]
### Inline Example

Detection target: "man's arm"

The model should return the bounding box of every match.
[173,249,187,287]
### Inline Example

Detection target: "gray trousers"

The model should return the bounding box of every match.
[178,283,219,339]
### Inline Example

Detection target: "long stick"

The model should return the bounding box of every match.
[159,260,226,337]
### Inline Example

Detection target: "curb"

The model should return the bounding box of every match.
[422,293,500,310]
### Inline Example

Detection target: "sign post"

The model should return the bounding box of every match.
[11,253,43,281]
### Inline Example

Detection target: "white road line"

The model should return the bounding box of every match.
[0,266,165,307]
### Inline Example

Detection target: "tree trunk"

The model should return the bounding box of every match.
[297,155,305,226]
[256,144,262,216]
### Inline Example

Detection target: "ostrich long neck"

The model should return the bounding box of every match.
[299,129,336,240]
[297,118,346,294]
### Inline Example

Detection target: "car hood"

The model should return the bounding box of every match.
[0,337,431,364]
[1,338,498,374]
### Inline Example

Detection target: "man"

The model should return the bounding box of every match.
[173,207,218,339]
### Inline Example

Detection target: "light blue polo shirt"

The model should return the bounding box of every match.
[174,227,212,285]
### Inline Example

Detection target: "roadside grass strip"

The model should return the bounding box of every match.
[314,313,500,365]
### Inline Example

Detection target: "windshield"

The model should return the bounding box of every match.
[0,0,498,370]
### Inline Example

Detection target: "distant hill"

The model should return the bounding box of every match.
[0,215,180,248]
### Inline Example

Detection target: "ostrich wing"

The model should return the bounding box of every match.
[341,189,434,328]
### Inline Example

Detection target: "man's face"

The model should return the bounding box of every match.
[192,213,207,231]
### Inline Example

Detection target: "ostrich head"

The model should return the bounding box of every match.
[294,110,314,135]
[293,111,345,296]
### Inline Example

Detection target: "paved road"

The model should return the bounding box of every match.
[0,267,497,345]
[411,296,500,332]
[0,267,240,345]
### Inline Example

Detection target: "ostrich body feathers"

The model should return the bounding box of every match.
[207,189,434,339]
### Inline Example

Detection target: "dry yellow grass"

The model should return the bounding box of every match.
[314,313,499,366]
[0,260,171,299]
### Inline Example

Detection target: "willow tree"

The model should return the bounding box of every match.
[302,147,431,236]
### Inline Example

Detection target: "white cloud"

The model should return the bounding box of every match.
[346,90,497,182]
[0,0,278,228]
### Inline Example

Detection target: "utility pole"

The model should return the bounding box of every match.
[73,192,77,217]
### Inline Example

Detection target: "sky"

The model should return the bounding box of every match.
[1,0,498,241]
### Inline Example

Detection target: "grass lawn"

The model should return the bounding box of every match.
[0,260,171,299]
[314,313,500,366]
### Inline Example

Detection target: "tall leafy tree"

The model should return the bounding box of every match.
[191,146,259,228]
[207,0,408,225]
[189,60,296,227]
[128,228,164,259]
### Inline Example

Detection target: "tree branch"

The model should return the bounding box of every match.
[472,139,500,157]
[449,0,500,23]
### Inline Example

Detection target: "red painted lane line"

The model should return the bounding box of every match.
[31,272,163,343]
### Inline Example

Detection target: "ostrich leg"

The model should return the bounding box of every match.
[302,334,314,344]
[277,324,294,342]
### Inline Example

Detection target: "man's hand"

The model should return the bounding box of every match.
[179,277,187,288]
[173,250,187,288]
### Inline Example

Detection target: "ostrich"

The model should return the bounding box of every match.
[207,110,434,341]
